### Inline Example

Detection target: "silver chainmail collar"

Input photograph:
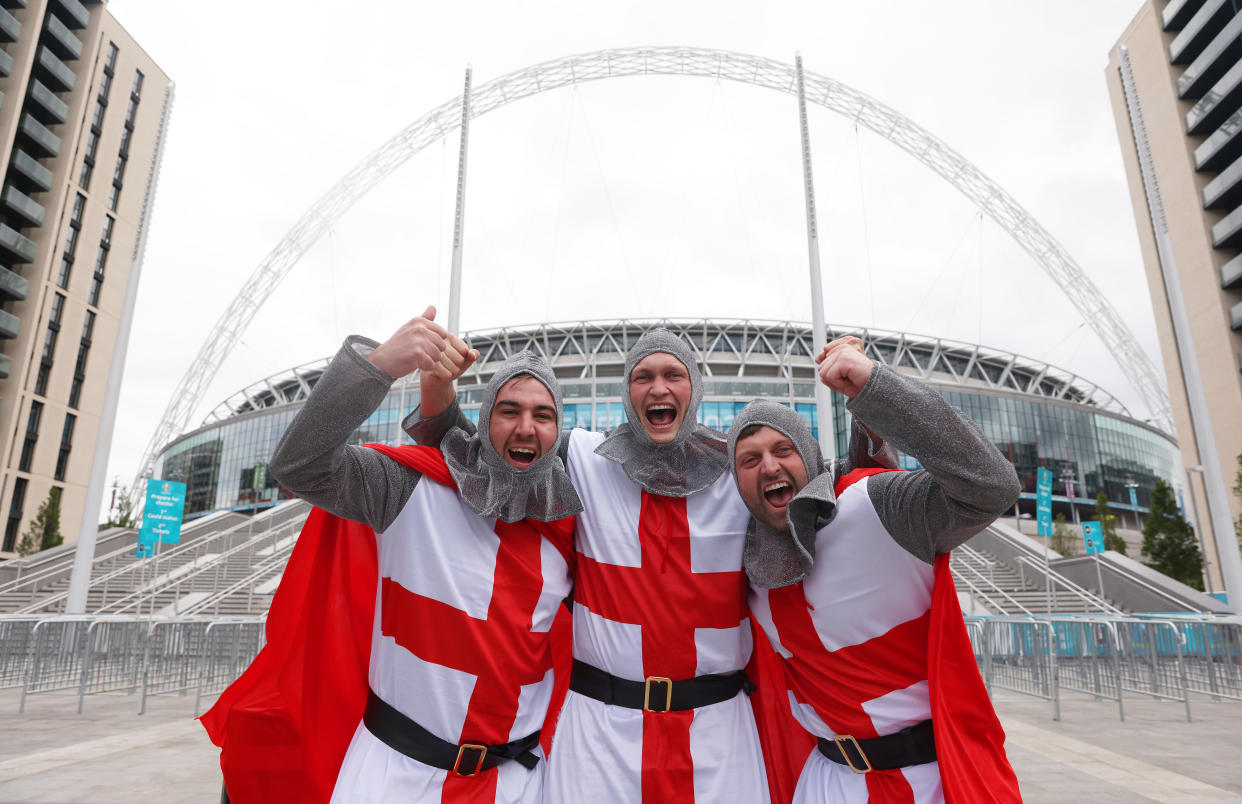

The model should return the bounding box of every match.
[441,350,583,523]
[594,327,730,497]
[727,399,836,588]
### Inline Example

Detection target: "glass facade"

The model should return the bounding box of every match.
[157,322,1182,521]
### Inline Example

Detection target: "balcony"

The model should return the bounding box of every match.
[10,150,52,192]
[43,13,81,60]
[1223,254,1242,288]
[0,352,10,379]
[2,185,43,227]
[1202,152,1242,208]
[0,0,26,8]
[0,47,12,78]
[34,46,74,92]
[0,265,25,301]
[27,81,67,125]
[1185,58,1242,135]
[51,0,88,30]
[1170,0,1231,65]
[1178,13,1242,99]
[0,309,19,339]
[1164,0,1208,31]
[0,6,19,42]
[19,114,59,158]
[1232,301,1242,331]
[0,223,36,263]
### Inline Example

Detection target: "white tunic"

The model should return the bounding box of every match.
[331,476,573,803]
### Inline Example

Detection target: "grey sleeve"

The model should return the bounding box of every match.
[269,335,422,532]
[846,363,1020,563]
[843,418,900,473]
[403,399,475,445]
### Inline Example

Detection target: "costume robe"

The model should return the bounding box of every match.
[201,445,575,804]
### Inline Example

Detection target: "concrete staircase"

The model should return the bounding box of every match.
[951,535,1119,615]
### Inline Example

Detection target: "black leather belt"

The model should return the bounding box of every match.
[817,719,937,774]
[363,689,542,777]
[569,659,751,713]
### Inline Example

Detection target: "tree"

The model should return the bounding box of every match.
[1096,491,1127,555]
[1234,453,1242,546]
[1050,512,1076,556]
[1141,479,1203,591]
[15,489,63,557]
[107,486,138,529]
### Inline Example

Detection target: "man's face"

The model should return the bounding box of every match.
[488,375,559,469]
[629,352,693,444]
[733,425,810,533]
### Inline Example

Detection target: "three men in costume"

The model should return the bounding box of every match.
[728,338,1023,802]
[203,309,583,803]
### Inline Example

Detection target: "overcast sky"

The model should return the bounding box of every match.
[100,0,1158,510]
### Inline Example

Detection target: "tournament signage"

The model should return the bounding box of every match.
[1128,485,1139,508]
[1082,520,1104,555]
[1035,467,1053,538]
[138,478,187,556]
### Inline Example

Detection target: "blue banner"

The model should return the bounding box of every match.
[1082,520,1104,555]
[1036,467,1053,538]
[140,478,186,548]
[1128,485,1139,508]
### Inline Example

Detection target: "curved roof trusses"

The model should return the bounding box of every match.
[134,47,1172,492]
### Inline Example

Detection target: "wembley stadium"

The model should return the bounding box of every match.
[154,318,1181,524]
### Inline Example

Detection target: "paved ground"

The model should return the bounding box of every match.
[0,687,1238,802]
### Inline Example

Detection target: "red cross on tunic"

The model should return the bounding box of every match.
[381,517,570,804]
[766,467,928,803]
[574,491,748,804]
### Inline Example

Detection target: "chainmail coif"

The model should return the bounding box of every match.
[727,399,838,588]
[441,350,583,523]
[593,327,730,497]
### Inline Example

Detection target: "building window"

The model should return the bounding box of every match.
[88,247,107,305]
[100,215,114,248]
[107,183,120,211]
[131,69,143,97]
[104,42,117,74]
[19,401,43,472]
[3,478,28,552]
[54,414,75,481]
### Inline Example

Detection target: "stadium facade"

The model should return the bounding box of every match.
[155,319,1182,526]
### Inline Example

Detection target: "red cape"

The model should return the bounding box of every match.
[199,444,574,804]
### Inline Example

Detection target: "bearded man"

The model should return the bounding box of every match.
[202,307,582,804]
[727,338,1023,803]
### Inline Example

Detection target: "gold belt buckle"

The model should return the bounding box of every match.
[453,743,488,777]
[833,735,873,774]
[644,676,673,712]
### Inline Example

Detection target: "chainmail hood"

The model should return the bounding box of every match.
[441,350,582,522]
[727,400,836,588]
[594,327,730,497]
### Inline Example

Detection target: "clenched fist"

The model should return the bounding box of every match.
[815,336,873,399]
[367,305,479,381]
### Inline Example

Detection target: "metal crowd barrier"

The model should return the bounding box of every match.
[1,615,265,714]
[965,614,1242,721]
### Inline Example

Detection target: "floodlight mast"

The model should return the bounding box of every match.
[795,54,835,460]
[447,66,472,336]
[129,47,1174,512]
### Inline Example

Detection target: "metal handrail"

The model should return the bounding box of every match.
[181,538,296,616]
[952,557,1033,615]
[1014,555,1123,615]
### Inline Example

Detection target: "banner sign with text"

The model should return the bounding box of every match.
[1036,467,1053,538]
[1082,520,1104,555]
[139,478,186,549]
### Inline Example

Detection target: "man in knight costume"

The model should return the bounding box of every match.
[201,307,583,804]
[413,327,770,802]
[727,338,1023,803]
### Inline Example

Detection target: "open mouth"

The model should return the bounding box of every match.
[645,403,677,429]
[507,447,537,467]
[763,480,794,509]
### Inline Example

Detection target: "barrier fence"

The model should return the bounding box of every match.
[0,613,1238,720]
[966,614,1242,721]
[0,615,265,715]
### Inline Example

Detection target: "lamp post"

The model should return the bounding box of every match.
[1186,466,1215,597]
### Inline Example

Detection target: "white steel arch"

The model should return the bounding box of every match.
[133,46,1172,493]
